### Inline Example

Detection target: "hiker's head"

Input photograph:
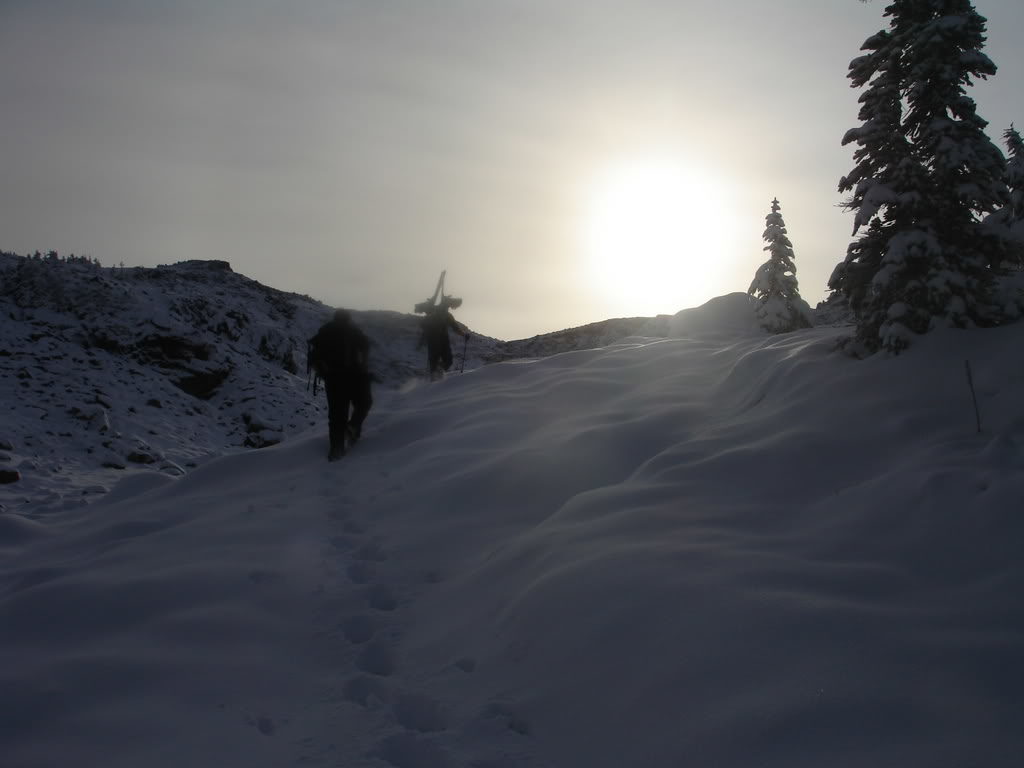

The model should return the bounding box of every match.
[333,308,351,324]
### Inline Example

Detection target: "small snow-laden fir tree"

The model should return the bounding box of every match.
[831,0,1011,354]
[985,124,1024,268]
[1005,125,1024,233]
[748,198,813,333]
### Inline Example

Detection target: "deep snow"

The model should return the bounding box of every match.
[2,282,1022,767]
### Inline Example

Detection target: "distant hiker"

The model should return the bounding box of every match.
[308,309,372,461]
[419,300,469,380]
[413,270,469,380]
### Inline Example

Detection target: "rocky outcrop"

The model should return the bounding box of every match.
[175,367,232,399]
[0,254,339,508]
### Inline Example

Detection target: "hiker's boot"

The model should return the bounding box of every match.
[328,443,345,462]
[345,424,359,447]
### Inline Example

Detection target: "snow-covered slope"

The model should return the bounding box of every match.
[2,286,1021,767]
[0,255,514,510]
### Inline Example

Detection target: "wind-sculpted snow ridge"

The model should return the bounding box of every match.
[487,314,674,361]
[1,308,1021,767]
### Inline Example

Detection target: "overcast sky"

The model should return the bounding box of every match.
[3,0,1023,339]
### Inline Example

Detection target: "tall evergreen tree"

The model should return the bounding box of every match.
[831,16,925,328]
[830,0,1010,353]
[748,198,813,333]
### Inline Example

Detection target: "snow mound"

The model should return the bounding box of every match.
[668,291,761,339]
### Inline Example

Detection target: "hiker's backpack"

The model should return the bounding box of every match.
[308,323,366,395]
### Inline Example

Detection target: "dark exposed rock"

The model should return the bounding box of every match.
[137,334,212,363]
[175,368,231,399]
[0,468,20,484]
[86,330,124,354]
[244,432,280,449]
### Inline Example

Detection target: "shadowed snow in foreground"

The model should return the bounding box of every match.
[2,302,1022,767]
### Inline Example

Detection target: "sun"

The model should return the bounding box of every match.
[580,158,739,316]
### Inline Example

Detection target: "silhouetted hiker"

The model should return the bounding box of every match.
[419,300,469,380]
[308,309,372,461]
[414,270,469,381]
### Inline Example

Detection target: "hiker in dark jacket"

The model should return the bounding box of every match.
[309,309,372,461]
[419,302,469,380]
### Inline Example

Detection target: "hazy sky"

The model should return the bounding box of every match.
[3,1,1023,339]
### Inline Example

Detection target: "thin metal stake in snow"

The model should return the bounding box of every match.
[964,360,982,434]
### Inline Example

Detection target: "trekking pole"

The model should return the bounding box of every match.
[460,333,468,373]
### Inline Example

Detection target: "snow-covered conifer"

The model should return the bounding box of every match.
[985,124,1024,267]
[830,0,1010,353]
[1004,125,1024,224]
[748,198,813,333]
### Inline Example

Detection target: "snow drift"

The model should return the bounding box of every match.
[2,293,1022,768]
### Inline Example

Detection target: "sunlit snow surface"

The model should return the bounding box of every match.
[2,301,1023,767]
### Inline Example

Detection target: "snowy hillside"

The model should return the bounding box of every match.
[0,254,562,510]
[2,285,1021,767]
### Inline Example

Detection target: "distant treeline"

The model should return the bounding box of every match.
[2,250,104,267]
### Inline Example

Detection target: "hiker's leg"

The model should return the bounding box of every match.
[350,376,373,439]
[441,341,453,371]
[325,378,349,456]
[427,343,443,379]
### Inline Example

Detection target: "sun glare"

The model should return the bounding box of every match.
[581,158,739,316]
